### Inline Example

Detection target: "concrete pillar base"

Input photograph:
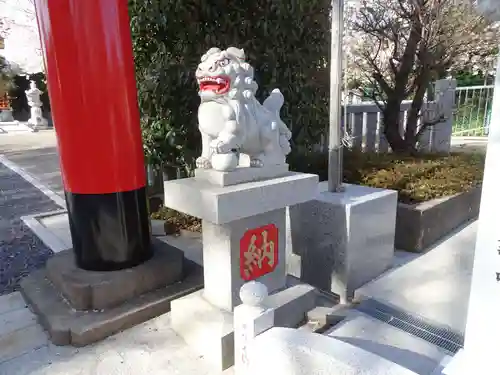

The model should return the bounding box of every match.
[20,240,202,346]
[288,182,397,303]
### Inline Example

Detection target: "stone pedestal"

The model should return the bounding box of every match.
[164,168,319,370]
[20,239,201,346]
[288,182,397,303]
[27,105,49,131]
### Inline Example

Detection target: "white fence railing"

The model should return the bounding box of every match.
[317,79,456,153]
[453,85,494,137]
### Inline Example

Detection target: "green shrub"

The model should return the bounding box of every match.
[289,149,485,204]
[129,0,330,172]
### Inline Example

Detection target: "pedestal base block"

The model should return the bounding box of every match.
[288,183,397,303]
[20,244,203,346]
[171,284,317,371]
[171,290,235,371]
[46,239,182,310]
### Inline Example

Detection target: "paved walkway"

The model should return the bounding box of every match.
[357,220,475,338]
[0,164,59,296]
[0,291,229,375]
[0,131,63,199]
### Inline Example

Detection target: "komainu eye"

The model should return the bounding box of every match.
[219,58,230,67]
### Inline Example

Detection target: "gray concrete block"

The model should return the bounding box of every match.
[194,164,290,187]
[306,304,350,326]
[20,259,203,347]
[265,284,316,328]
[163,172,318,224]
[395,187,481,252]
[150,219,166,236]
[170,289,235,372]
[288,183,397,302]
[45,239,184,310]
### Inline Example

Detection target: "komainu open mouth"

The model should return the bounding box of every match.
[198,76,230,94]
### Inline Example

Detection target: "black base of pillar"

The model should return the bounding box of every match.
[65,186,152,271]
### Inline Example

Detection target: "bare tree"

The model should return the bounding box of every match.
[0,0,43,68]
[346,0,498,153]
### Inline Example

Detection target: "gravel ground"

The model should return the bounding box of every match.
[0,162,60,295]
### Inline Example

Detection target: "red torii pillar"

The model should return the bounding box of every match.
[34,0,153,271]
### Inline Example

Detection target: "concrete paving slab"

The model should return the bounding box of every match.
[22,211,71,253]
[325,311,449,375]
[0,324,49,364]
[0,293,49,365]
[0,131,63,201]
[0,307,37,337]
[0,131,57,153]
[0,292,28,315]
[39,213,72,246]
[356,220,477,337]
[0,312,233,375]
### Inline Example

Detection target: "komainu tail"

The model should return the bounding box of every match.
[263,88,284,113]
[263,89,292,156]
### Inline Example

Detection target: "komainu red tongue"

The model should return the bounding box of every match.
[201,81,223,91]
[205,83,220,91]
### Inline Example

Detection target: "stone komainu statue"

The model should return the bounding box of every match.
[195,47,292,171]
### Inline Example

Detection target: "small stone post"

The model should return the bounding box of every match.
[234,281,275,375]
[430,78,456,153]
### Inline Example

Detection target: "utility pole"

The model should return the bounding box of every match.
[328,0,344,192]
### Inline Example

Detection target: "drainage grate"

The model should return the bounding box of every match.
[355,299,464,355]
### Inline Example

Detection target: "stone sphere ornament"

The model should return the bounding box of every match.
[195,47,292,172]
[211,150,239,172]
[239,281,269,307]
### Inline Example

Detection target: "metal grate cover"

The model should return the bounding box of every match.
[355,299,464,355]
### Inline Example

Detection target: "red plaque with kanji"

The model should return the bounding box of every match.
[240,224,279,281]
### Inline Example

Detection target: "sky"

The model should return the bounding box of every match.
[0,0,43,74]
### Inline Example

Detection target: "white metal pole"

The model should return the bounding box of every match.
[328,0,344,192]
